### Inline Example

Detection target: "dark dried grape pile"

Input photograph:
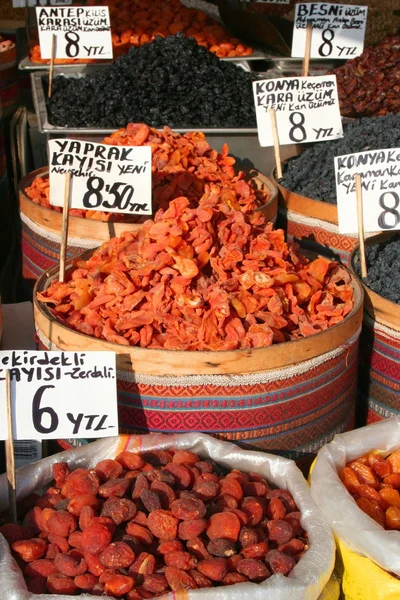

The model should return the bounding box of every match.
[1,449,308,597]
[47,34,257,129]
[280,114,400,204]
[355,237,400,304]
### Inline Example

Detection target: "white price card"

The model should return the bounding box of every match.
[292,3,368,59]
[36,6,113,60]
[253,75,343,147]
[0,351,118,441]
[335,149,400,234]
[49,139,152,216]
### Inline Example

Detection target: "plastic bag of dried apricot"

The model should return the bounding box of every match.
[0,433,335,600]
[311,416,400,600]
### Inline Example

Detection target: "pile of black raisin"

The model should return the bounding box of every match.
[47,34,257,129]
[354,236,400,304]
[280,114,400,204]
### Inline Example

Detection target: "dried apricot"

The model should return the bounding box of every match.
[241,541,269,559]
[150,480,176,508]
[68,494,99,516]
[74,572,98,590]
[141,489,162,512]
[95,459,123,482]
[116,451,145,470]
[172,450,199,465]
[197,557,228,581]
[125,522,153,545]
[129,552,156,577]
[222,572,248,585]
[165,550,197,570]
[186,536,211,560]
[12,538,47,562]
[53,462,70,489]
[189,569,212,588]
[101,497,137,525]
[356,498,385,527]
[207,538,236,557]
[157,539,184,554]
[207,511,241,542]
[266,549,295,574]
[386,506,400,530]
[47,510,77,537]
[81,523,112,554]
[79,505,95,531]
[54,552,87,576]
[98,478,130,498]
[99,542,136,568]
[132,474,150,499]
[237,558,270,581]
[241,497,265,526]
[84,551,106,576]
[62,469,99,498]
[46,573,77,594]
[104,574,135,596]
[165,566,197,591]
[267,519,294,544]
[147,509,178,540]
[24,559,56,578]
[267,497,286,520]
[165,463,192,489]
[171,498,206,520]
[142,573,169,593]
[178,518,207,540]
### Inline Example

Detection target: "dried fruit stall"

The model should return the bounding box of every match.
[352,233,400,423]
[19,125,276,282]
[33,170,362,456]
[274,114,400,265]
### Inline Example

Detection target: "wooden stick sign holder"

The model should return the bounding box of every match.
[269,108,282,180]
[48,34,56,99]
[355,173,368,280]
[59,171,72,283]
[302,22,312,77]
[5,370,17,524]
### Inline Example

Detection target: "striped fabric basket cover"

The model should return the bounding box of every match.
[360,314,400,424]
[279,207,359,266]
[36,328,360,459]
[21,212,100,281]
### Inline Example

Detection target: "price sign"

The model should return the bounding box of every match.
[292,3,368,59]
[36,6,113,60]
[335,148,400,234]
[0,351,118,441]
[49,139,152,215]
[253,75,343,147]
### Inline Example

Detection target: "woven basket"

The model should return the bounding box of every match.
[34,253,363,459]
[350,233,400,424]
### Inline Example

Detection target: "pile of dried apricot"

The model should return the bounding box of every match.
[1,449,308,596]
[341,449,400,529]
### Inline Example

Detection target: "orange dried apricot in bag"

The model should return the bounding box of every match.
[147,509,178,540]
[387,450,400,474]
[386,506,400,530]
[356,498,385,527]
[379,487,400,509]
[349,462,379,489]
[368,453,391,478]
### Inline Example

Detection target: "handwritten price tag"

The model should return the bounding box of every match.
[49,139,152,215]
[335,148,400,234]
[36,6,113,60]
[292,3,368,59]
[0,351,118,441]
[253,75,343,147]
